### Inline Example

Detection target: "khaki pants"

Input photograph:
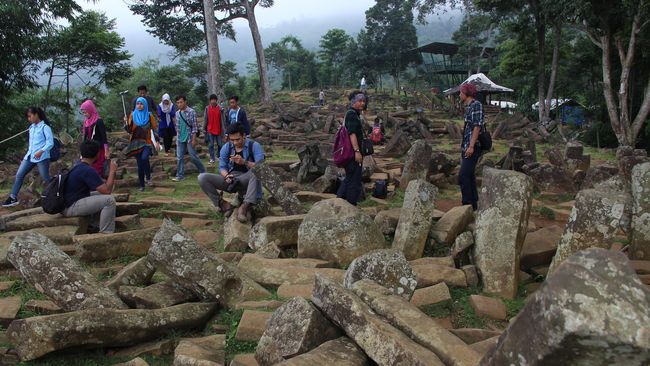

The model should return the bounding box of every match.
[63,194,116,233]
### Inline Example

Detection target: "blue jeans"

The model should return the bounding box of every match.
[207,133,223,161]
[458,152,480,210]
[135,147,152,188]
[176,140,206,179]
[11,159,51,197]
[336,159,363,206]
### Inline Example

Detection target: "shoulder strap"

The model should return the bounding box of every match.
[179,111,192,128]
[247,140,255,162]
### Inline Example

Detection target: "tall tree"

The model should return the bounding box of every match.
[238,0,273,103]
[265,36,318,90]
[318,29,353,87]
[452,11,495,76]
[570,0,650,146]
[43,11,131,130]
[362,0,421,91]
[202,0,224,99]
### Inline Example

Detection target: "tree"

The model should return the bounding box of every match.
[362,0,421,91]
[42,11,131,131]
[452,11,495,75]
[318,29,353,87]
[202,0,224,99]
[238,0,273,103]
[570,0,650,146]
[265,36,318,90]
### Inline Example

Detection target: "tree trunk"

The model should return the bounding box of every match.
[544,23,562,120]
[202,11,214,95]
[534,12,547,122]
[202,0,224,100]
[66,57,70,132]
[44,59,56,110]
[242,0,272,103]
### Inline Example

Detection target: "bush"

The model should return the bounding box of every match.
[581,121,619,148]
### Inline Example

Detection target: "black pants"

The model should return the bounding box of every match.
[337,159,363,206]
[458,152,480,210]
[160,128,174,153]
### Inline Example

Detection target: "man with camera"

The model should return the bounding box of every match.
[198,123,264,223]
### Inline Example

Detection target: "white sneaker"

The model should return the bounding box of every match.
[171,177,184,182]
[209,160,215,165]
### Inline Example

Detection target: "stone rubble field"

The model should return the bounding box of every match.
[0,91,648,365]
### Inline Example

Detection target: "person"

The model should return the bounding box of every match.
[63,141,118,234]
[2,107,53,207]
[80,100,109,177]
[172,95,205,182]
[157,93,177,156]
[319,89,325,106]
[336,92,365,206]
[203,94,225,165]
[198,123,264,223]
[124,97,158,191]
[225,96,250,137]
[360,76,367,92]
[131,85,157,120]
[458,83,484,211]
[368,117,385,144]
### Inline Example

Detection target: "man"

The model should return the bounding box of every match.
[203,94,225,165]
[336,92,365,206]
[198,123,264,223]
[63,141,118,234]
[458,83,484,211]
[172,95,206,182]
[319,89,325,106]
[226,96,250,137]
[131,85,157,120]
[360,76,367,92]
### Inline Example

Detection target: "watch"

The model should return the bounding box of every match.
[354,149,360,152]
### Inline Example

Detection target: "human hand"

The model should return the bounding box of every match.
[34,151,43,159]
[355,151,362,163]
[232,154,245,165]
[465,146,475,158]
[225,174,234,184]
[109,159,118,172]
[191,137,196,147]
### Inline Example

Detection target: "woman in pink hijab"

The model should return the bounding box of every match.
[80,99,109,177]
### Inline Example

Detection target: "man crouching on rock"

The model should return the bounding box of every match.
[198,122,264,223]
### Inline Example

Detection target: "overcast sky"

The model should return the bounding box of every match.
[79,0,377,61]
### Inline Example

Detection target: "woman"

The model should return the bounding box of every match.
[3,107,54,207]
[336,92,366,206]
[124,97,158,192]
[157,93,176,156]
[80,100,109,177]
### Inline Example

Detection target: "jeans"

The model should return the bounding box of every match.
[176,140,206,179]
[135,146,152,188]
[337,159,363,206]
[11,158,51,197]
[207,133,223,161]
[198,171,259,205]
[459,152,480,210]
[63,194,116,233]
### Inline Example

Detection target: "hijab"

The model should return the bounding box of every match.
[132,97,151,127]
[80,99,100,128]
[159,93,172,114]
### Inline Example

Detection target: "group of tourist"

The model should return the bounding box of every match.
[2,79,486,236]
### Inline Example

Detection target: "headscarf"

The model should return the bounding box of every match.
[132,97,150,127]
[80,99,100,128]
[159,93,172,114]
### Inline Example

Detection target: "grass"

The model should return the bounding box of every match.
[266,148,299,162]
[213,309,259,363]
[448,287,487,329]
[387,189,405,208]
[538,206,556,220]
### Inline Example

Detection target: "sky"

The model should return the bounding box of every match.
[81,0,377,61]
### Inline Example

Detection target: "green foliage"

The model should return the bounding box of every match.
[449,287,487,329]
[538,206,556,220]
[318,29,354,87]
[265,36,319,90]
[214,309,259,362]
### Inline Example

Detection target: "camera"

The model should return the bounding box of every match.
[225,177,239,193]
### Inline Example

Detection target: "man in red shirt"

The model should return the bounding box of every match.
[203,94,225,165]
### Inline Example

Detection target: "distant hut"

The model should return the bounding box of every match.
[532,99,587,126]
[444,73,514,114]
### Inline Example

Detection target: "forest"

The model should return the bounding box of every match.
[1,0,649,155]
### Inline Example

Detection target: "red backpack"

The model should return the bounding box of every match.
[333,124,354,167]
[370,125,383,143]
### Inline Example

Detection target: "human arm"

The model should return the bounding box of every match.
[35,125,54,159]
[95,160,118,194]
[240,110,250,136]
[465,126,481,158]
[203,107,209,132]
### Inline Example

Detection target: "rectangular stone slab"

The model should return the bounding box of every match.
[4,214,79,232]
[311,274,445,366]
[237,256,345,287]
[277,337,369,366]
[249,214,305,250]
[352,280,482,366]
[74,227,158,262]
[7,302,217,361]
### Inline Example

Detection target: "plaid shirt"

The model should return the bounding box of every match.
[175,106,198,143]
[462,99,485,152]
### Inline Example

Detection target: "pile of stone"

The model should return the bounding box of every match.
[490,112,545,141]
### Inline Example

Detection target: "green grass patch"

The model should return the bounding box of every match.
[387,189,405,208]
[420,302,452,319]
[214,309,259,363]
[449,287,487,329]
[538,206,556,220]
[0,279,48,319]
[267,148,299,162]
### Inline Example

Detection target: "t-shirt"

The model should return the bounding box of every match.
[231,150,248,172]
[229,109,239,125]
[64,163,104,208]
[344,108,363,146]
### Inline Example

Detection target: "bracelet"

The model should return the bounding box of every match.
[354,149,360,152]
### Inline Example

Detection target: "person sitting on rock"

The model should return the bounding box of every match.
[62,140,118,234]
[198,123,264,223]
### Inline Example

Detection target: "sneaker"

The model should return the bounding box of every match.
[2,196,18,208]
[171,176,184,182]
[147,179,154,186]
[138,187,145,192]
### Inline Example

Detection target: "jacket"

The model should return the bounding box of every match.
[225,107,250,136]
[203,105,226,139]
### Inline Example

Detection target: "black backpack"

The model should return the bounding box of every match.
[41,122,62,162]
[372,180,388,199]
[42,165,79,214]
[478,130,492,153]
